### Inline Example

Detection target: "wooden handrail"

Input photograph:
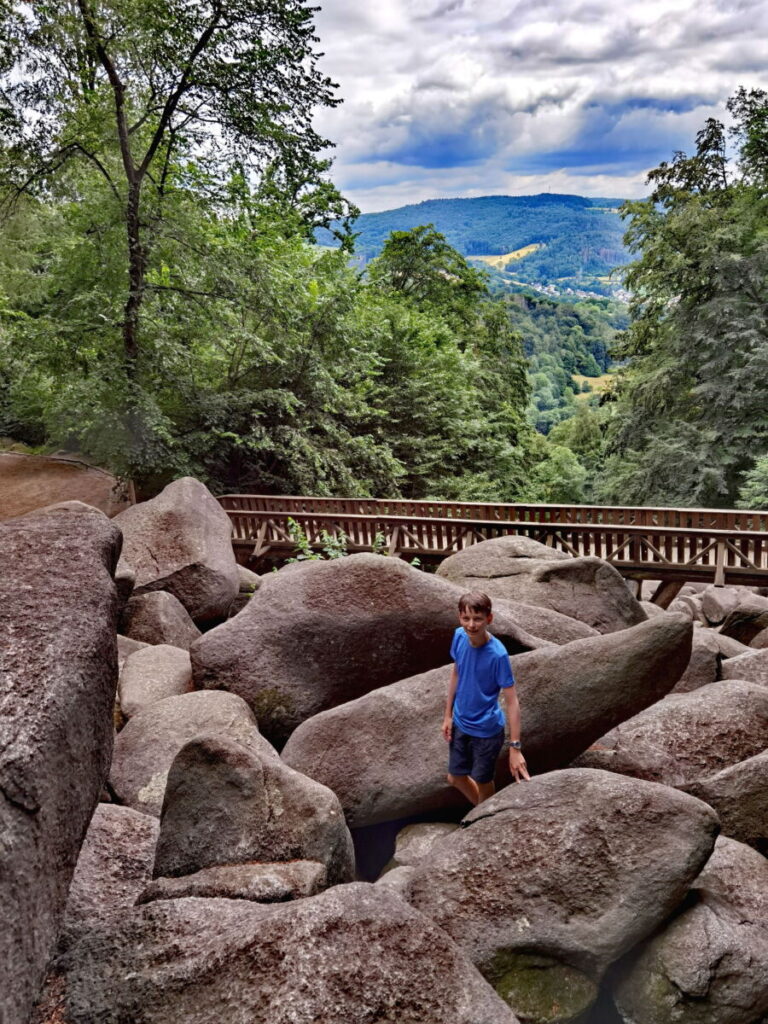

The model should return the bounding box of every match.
[221,501,768,588]
[218,494,768,531]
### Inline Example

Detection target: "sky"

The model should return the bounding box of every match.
[312,0,767,212]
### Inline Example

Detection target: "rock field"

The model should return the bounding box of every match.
[2,478,767,1024]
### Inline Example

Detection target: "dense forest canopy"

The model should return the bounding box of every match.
[0,1,591,503]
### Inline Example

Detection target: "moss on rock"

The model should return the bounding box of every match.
[491,952,597,1024]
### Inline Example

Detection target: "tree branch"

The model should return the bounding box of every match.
[138,3,225,180]
[75,0,136,184]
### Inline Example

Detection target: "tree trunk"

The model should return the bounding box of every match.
[123,181,145,375]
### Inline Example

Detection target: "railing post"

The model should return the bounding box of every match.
[714,540,726,586]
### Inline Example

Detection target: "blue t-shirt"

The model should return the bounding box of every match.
[450,627,515,737]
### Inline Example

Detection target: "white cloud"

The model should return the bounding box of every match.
[313,0,767,211]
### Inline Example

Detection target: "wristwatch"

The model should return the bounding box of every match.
[506,740,522,750]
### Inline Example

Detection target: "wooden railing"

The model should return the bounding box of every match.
[219,494,768,592]
[218,494,768,532]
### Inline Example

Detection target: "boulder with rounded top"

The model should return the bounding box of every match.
[118,644,193,719]
[613,837,768,1024]
[437,539,647,634]
[572,679,768,788]
[719,593,768,644]
[683,750,768,853]
[190,553,590,747]
[720,645,768,685]
[672,628,750,693]
[109,690,274,816]
[114,476,239,623]
[400,770,718,1023]
[120,591,201,650]
[153,734,354,886]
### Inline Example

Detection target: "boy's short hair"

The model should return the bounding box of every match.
[458,591,492,616]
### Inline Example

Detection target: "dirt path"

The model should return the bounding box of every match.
[0,453,132,521]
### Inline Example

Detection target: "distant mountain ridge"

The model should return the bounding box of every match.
[318,192,631,289]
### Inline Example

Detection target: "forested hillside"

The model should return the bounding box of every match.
[317,193,630,290]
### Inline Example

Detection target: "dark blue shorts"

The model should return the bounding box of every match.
[448,725,505,784]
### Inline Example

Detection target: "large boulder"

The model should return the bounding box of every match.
[118,644,193,719]
[613,837,768,1024]
[572,679,768,787]
[672,628,750,693]
[0,502,121,1024]
[109,690,274,816]
[153,735,354,886]
[401,770,718,1024]
[42,887,520,1024]
[700,584,743,626]
[60,804,159,952]
[719,593,768,644]
[437,538,647,633]
[720,645,768,685]
[114,476,239,623]
[191,553,590,747]
[282,614,693,827]
[120,591,201,650]
[683,750,768,854]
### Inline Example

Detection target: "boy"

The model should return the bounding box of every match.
[442,591,529,805]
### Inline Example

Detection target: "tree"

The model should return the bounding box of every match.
[367,224,486,321]
[597,88,768,507]
[0,0,352,375]
[365,225,533,500]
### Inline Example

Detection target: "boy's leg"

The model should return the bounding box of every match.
[447,727,481,805]
[470,729,505,806]
[475,780,496,803]
[448,772,481,805]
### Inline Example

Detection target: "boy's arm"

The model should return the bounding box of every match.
[442,663,458,742]
[504,685,530,782]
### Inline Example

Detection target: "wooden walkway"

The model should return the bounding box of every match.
[219,494,768,602]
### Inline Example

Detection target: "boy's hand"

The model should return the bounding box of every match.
[441,716,453,742]
[509,748,530,782]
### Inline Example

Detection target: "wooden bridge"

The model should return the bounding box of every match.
[219,494,768,605]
